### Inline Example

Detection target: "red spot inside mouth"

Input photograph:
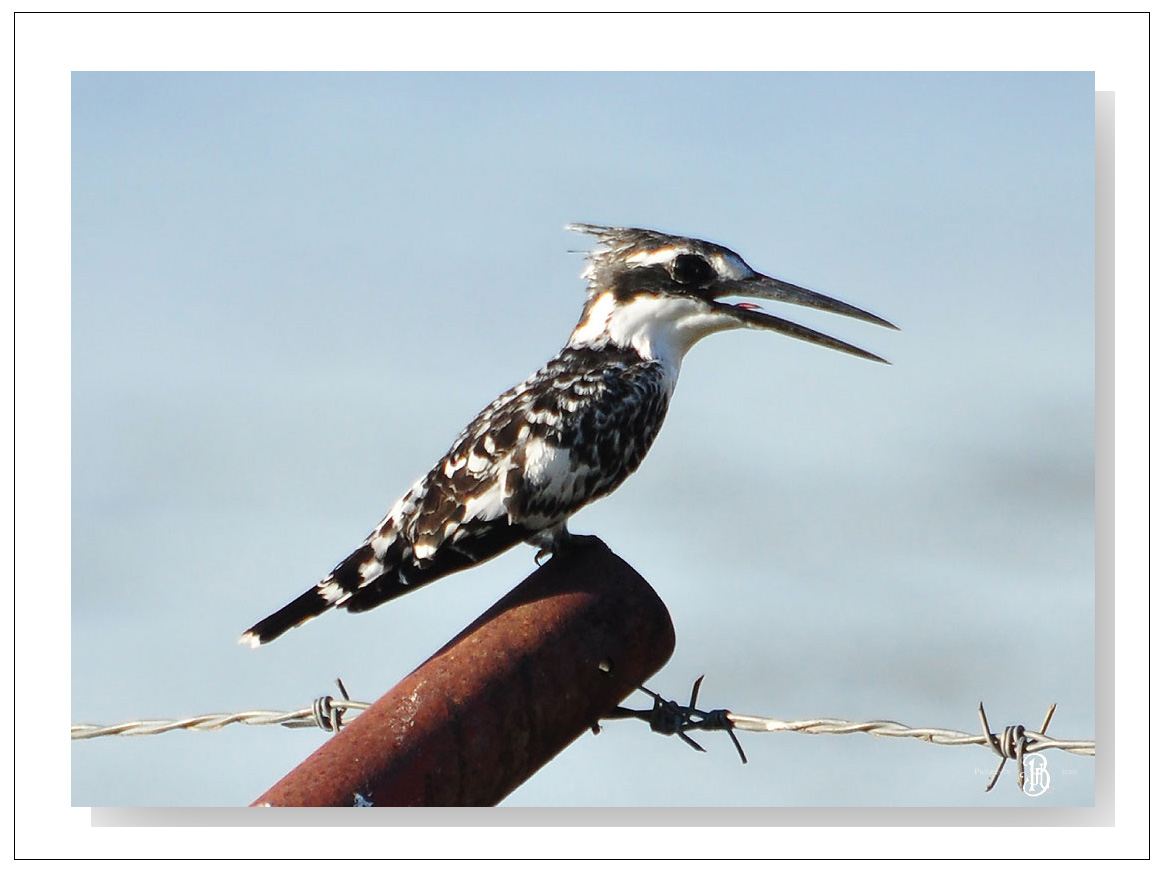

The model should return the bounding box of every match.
[735,302,762,311]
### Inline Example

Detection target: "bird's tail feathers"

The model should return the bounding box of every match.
[239,517,539,647]
[239,530,395,647]
[238,577,351,648]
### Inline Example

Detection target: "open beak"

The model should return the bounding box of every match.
[713,273,898,364]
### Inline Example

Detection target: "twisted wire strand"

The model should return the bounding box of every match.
[71,679,370,740]
[70,700,372,739]
[723,713,1095,756]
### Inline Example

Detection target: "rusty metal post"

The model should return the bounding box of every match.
[252,536,675,807]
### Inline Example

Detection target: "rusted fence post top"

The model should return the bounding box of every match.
[254,536,675,807]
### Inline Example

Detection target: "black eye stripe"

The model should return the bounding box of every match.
[670,253,716,286]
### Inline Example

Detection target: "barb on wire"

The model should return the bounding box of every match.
[604,677,1095,792]
[605,675,748,763]
[977,701,1057,792]
[71,678,369,740]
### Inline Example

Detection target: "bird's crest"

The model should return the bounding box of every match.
[567,223,731,292]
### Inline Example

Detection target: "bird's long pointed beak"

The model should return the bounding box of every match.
[714,273,898,364]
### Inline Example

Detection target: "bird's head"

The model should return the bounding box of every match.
[566,224,896,367]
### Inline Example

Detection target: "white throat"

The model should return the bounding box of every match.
[569,291,742,380]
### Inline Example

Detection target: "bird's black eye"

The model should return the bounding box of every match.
[670,253,716,287]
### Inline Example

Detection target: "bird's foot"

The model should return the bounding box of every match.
[533,531,599,565]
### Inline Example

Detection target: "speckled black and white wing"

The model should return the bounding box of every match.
[240,345,671,646]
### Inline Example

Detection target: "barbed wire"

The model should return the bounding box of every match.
[72,675,1094,793]
[71,679,369,739]
[603,676,1094,792]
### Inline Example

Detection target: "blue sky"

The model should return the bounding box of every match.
[70,71,1095,808]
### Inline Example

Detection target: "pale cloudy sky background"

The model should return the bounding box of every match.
[69,66,1097,809]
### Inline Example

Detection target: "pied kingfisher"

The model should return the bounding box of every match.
[241,224,896,646]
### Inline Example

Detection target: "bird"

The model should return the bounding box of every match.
[240,223,896,646]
